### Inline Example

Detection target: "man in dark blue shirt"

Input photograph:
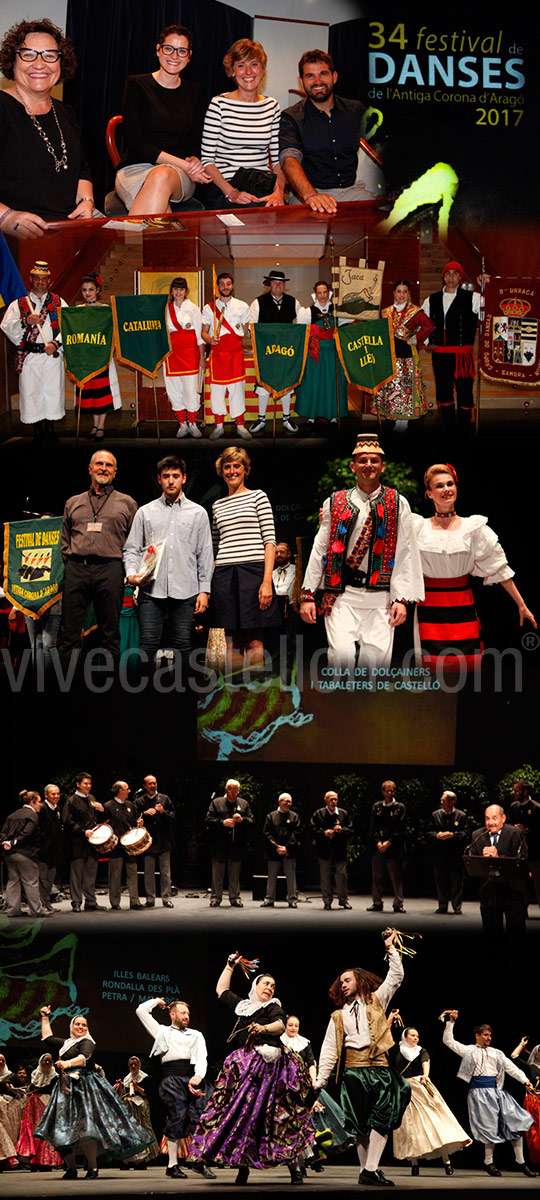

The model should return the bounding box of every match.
[279,50,384,213]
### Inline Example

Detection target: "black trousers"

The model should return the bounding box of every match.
[433,859,464,911]
[59,557,124,662]
[432,352,474,426]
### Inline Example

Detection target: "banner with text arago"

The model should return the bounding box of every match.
[111,295,170,377]
[250,323,309,398]
[481,278,540,386]
[335,316,396,394]
[59,306,114,387]
[3,518,63,619]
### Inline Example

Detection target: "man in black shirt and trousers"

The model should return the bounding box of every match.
[135,774,176,909]
[38,783,64,911]
[368,780,407,914]
[261,793,301,909]
[205,779,253,907]
[63,771,104,912]
[1,791,50,917]
[427,789,470,914]
[104,780,143,910]
[311,789,352,910]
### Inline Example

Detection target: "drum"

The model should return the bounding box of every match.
[88,823,118,854]
[120,827,152,856]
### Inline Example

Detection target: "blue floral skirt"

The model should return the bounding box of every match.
[35,1069,153,1160]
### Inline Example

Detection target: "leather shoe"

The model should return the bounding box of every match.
[191,1162,217,1178]
[323,903,332,910]
[71,904,81,912]
[288,901,298,908]
[260,900,274,907]
[518,1164,537,1177]
[393,905,406,914]
[339,900,352,909]
[62,1169,77,1179]
[366,904,383,912]
[289,1164,303,1184]
[235,1165,250,1184]
[444,1163,454,1175]
[85,1169,99,1179]
[452,906,462,914]
[162,900,174,909]
[483,1164,501,1176]
[209,899,221,907]
[166,1164,188,1178]
[411,1165,419,1176]
[358,1168,392,1186]
[130,903,143,910]
[84,903,106,911]
[230,899,243,907]
[435,907,448,914]
[376,1170,395,1186]
[145,900,155,907]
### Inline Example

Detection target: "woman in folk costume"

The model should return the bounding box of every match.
[296,280,348,430]
[413,463,536,672]
[113,1056,160,1167]
[392,1025,471,1175]
[34,1006,151,1179]
[75,273,121,439]
[511,1037,540,1165]
[371,280,427,431]
[281,1015,351,1176]
[16,1052,63,1168]
[163,276,205,438]
[189,952,314,1185]
[0,1054,26,1164]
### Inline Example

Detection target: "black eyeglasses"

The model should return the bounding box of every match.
[159,44,190,58]
[17,47,62,63]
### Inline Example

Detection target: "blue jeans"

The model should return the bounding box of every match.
[137,593,196,655]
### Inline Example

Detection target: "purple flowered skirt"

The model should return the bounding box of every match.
[189,1046,314,1168]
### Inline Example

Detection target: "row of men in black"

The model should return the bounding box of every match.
[2,776,538,918]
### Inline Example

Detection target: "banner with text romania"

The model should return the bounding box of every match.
[111,295,171,377]
[336,315,397,393]
[59,306,114,386]
[3,518,63,619]
[250,323,310,398]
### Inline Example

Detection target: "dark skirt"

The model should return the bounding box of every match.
[35,1069,153,1160]
[211,561,280,633]
[340,1066,411,1138]
[311,1087,351,1150]
[120,1096,160,1163]
[416,574,483,672]
[189,1046,314,1168]
[76,369,115,413]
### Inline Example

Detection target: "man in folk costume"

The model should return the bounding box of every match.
[316,928,410,1187]
[442,1012,536,1178]
[300,433,424,667]
[248,269,300,436]
[163,277,205,439]
[0,259,66,441]
[135,995,213,1180]
[201,272,251,440]
[421,261,481,434]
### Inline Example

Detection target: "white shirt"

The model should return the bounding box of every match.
[273,562,295,600]
[201,297,249,338]
[421,286,481,343]
[411,515,513,586]
[1,290,67,350]
[316,946,404,1088]
[136,997,207,1077]
[302,484,424,604]
[166,298,203,345]
[442,1024,529,1087]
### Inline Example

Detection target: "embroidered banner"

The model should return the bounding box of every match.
[335,315,397,393]
[480,277,540,387]
[59,306,114,386]
[250,323,309,398]
[3,518,63,619]
[111,295,170,377]
[335,262,384,321]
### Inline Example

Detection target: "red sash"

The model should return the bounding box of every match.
[209,309,245,384]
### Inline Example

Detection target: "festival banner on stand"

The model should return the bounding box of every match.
[59,306,114,385]
[3,518,63,619]
[111,295,170,376]
[335,315,396,393]
[250,323,310,398]
[481,278,540,386]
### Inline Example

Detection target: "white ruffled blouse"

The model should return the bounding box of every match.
[411,515,514,586]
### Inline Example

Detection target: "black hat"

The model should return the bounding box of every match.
[263,269,290,284]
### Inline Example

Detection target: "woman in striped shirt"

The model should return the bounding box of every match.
[211,446,279,675]
[201,39,285,210]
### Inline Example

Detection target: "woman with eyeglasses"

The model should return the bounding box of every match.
[115,24,210,215]
[0,19,95,239]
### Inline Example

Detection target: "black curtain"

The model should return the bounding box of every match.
[328,18,364,102]
[65,0,252,206]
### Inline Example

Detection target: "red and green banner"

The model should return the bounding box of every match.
[250,323,309,398]
[3,518,63,619]
[335,315,397,393]
[111,295,170,377]
[59,305,114,386]
[481,278,540,387]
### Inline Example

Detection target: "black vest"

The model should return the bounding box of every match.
[256,292,296,323]
[429,289,478,346]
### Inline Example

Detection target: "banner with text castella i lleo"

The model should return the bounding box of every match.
[111,295,171,377]
[480,277,540,387]
[335,315,397,394]
[3,518,63,620]
[250,323,310,398]
[58,306,114,386]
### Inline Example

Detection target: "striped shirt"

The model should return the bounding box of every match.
[201,94,280,180]
[212,489,276,565]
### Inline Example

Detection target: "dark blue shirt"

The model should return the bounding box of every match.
[279,95,365,190]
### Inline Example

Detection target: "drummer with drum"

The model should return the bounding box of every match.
[63,772,106,912]
[104,781,146,911]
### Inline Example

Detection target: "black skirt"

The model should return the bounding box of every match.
[211,562,280,632]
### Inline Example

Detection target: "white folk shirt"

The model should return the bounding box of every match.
[166,298,204,344]
[421,286,481,343]
[136,997,207,1076]
[201,297,249,338]
[302,484,424,605]
[1,291,67,424]
[273,562,295,601]
[316,947,404,1089]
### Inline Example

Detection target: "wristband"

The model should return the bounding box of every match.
[0,208,13,226]
[76,196,93,205]
[225,189,237,201]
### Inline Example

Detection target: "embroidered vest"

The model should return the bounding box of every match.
[331,997,394,1082]
[429,289,477,347]
[257,292,296,323]
[17,293,61,373]
[321,487,400,615]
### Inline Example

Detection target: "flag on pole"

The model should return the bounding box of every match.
[250,323,309,398]
[335,315,397,393]
[59,305,114,385]
[0,232,26,307]
[111,295,170,376]
[3,518,63,619]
